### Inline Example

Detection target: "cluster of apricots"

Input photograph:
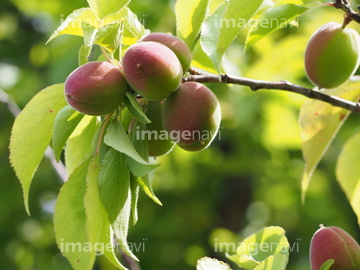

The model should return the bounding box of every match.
[64,33,221,156]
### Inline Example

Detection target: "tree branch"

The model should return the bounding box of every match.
[183,72,360,114]
[332,0,360,24]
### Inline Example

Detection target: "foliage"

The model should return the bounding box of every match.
[2,0,360,269]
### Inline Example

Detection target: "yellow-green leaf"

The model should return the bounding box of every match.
[47,8,98,43]
[299,79,360,202]
[54,158,95,270]
[87,0,130,19]
[9,84,67,215]
[175,0,209,51]
[336,132,360,226]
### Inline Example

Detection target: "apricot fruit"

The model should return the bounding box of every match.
[305,22,360,89]
[122,42,183,101]
[145,100,175,157]
[140,32,192,71]
[64,61,127,116]
[310,225,360,270]
[162,82,221,152]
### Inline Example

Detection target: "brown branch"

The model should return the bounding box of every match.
[183,73,360,114]
[332,0,360,24]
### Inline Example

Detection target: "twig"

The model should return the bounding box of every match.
[332,0,360,24]
[0,88,67,182]
[183,73,360,114]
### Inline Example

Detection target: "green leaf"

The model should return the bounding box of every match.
[84,155,128,270]
[82,22,98,60]
[104,119,156,167]
[124,92,151,124]
[78,45,90,66]
[87,0,130,19]
[319,259,335,270]
[253,254,288,270]
[65,116,99,175]
[47,8,97,43]
[9,83,67,215]
[299,79,360,202]
[112,182,139,261]
[136,175,162,206]
[175,0,209,51]
[95,22,123,53]
[98,148,130,223]
[227,226,289,269]
[113,7,145,46]
[126,121,159,177]
[200,0,263,74]
[197,257,232,270]
[336,132,360,226]
[245,4,308,50]
[53,105,84,162]
[130,174,140,225]
[54,158,95,270]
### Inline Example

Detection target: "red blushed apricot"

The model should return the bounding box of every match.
[162,82,221,152]
[140,32,192,72]
[310,225,360,270]
[122,42,183,101]
[145,100,175,157]
[65,61,127,116]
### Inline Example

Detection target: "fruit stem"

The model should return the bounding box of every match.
[96,113,113,155]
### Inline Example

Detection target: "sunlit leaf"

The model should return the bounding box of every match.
[200,0,263,74]
[130,174,140,225]
[54,158,95,270]
[124,92,150,124]
[9,84,67,215]
[84,155,127,270]
[98,148,130,223]
[82,22,98,59]
[175,0,209,51]
[227,226,289,269]
[104,119,156,167]
[126,121,159,177]
[95,22,123,53]
[65,116,99,175]
[336,132,360,226]
[87,0,130,19]
[136,175,162,206]
[319,259,335,270]
[253,254,288,270]
[112,182,139,261]
[197,257,232,270]
[52,105,84,162]
[245,4,308,49]
[47,8,97,43]
[299,79,360,202]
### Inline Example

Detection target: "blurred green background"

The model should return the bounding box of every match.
[1,0,359,269]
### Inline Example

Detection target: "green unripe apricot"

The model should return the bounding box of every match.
[145,100,175,157]
[162,82,221,152]
[65,61,127,116]
[310,225,360,270]
[305,22,360,89]
[122,42,183,101]
[140,32,192,72]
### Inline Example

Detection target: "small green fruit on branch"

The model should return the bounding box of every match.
[305,22,360,89]
[183,72,360,114]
